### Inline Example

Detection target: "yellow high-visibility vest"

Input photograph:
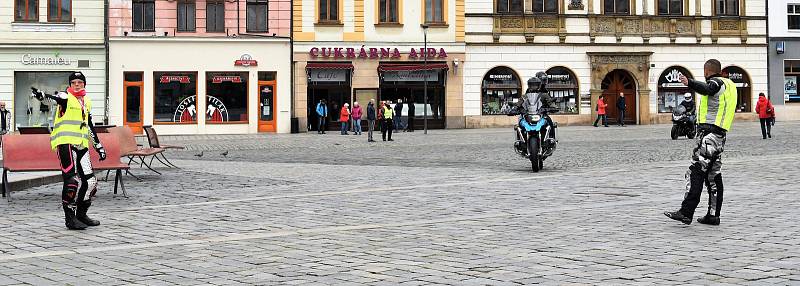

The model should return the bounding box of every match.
[51,92,92,150]
[698,77,737,131]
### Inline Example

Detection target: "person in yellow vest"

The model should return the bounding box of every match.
[665,59,737,226]
[381,101,394,141]
[32,71,107,230]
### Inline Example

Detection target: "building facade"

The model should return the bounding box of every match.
[768,0,800,120]
[1,0,106,130]
[465,0,766,127]
[292,0,466,131]
[108,0,291,135]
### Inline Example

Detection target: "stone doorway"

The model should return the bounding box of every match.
[601,69,637,125]
[588,52,652,125]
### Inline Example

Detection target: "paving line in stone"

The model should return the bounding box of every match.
[0,194,674,263]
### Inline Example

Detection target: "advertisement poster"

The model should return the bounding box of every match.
[786,76,797,95]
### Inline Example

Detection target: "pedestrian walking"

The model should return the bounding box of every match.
[665,59,737,225]
[405,98,415,132]
[755,92,775,139]
[0,101,10,135]
[382,101,394,141]
[31,72,107,230]
[351,102,363,135]
[616,92,626,126]
[593,95,608,127]
[315,99,328,134]
[340,103,350,135]
[394,98,405,131]
[367,99,377,142]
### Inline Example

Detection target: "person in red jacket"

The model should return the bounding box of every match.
[593,95,608,127]
[340,103,351,135]
[755,92,775,139]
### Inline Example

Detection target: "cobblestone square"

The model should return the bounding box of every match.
[1,122,798,285]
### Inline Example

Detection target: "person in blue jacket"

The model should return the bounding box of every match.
[316,99,328,134]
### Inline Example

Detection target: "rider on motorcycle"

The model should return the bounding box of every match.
[680,93,695,115]
[519,72,557,143]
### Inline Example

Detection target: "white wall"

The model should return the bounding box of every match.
[109,38,292,134]
[464,45,767,116]
[770,0,800,38]
[0,0,105,44]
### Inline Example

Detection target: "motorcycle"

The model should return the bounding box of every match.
[670,105,696,140]
[511,106,558,172]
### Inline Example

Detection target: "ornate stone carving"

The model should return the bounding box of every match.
[568,0,584,10]
[718,20,739,30]
[535,18,558,29]
[593,18,615,34]
[649,19,667,33]
[500,18,524,29]
[675,20,694,34]
[623,20,641,34]
[591,55,647,65]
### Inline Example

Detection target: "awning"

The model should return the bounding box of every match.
[378,63,449,72]
[305,62,354,70]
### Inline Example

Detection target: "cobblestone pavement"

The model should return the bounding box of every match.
[1,121,798,285]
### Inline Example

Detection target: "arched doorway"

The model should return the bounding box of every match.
[601,69,637,125]
[657,66,694,113]
[721,66,752,112]
[481,66,522,115]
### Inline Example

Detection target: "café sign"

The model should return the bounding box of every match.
[308,69,348,82]
[21,53,74,66]
[310,47,448,59]
[383,70,438,82]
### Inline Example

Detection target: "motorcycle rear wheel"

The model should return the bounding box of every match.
[687,125,696,139]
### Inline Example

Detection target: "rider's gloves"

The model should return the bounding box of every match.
[95,143,107,161]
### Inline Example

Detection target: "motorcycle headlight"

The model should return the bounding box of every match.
[530,114,542,122]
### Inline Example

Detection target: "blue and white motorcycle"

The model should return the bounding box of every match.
[512,104,558,172]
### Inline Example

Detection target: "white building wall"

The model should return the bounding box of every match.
[0,0,105,44]
[770,0,800,38]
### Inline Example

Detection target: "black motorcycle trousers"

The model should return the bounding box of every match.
[679,129,725,219]
[57,144,98,206]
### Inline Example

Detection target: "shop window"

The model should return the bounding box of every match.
[789,4,800,30]
[15,0,39,22]
[481,66,521,115]
[785,60,800,103]
[715,0,738,16]
[379,0,399,22]
[13,71,71,128]
[177,0,196,32]
[546,66,579,114]
[48,0,71,22]
[657,0,682,15]
[154,72,198,124]
[721,66,751,112]
[206,1,225,32]
[533,0,557,14]
[319,0,339,23]
[425,0,444,23]
[604,0,629,15]
[247,0,268,32]
[133,0,155,32]
[657,66,694,113]
[206,72,249,123]
[497,0,523,14]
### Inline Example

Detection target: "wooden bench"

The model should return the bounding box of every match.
[143,126,183,168]
[2,132,130,201]
[109,126,165,175]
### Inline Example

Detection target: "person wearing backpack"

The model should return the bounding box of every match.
[755,92,775,139]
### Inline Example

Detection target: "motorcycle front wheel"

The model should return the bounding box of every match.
[670,125,679,140]
[528,136,541,172]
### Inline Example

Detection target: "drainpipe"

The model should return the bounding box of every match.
[237,0,241,36]
[290,0,297,133]
[104,0,110,124]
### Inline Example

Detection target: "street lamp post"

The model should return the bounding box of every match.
[422,24,429,134]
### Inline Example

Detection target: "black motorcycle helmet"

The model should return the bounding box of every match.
[527,76,542,93]
[535,71,549,91]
